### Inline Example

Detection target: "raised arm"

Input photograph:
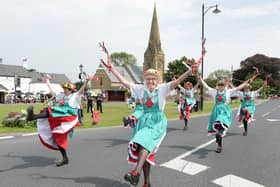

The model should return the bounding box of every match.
[99,42,130,89]
[235,79,251,91]
[110,68,130,89]
[170,70,192,90]
[78,79,90,96]
[255,81,267,93]
[46,80,56,96]
[177,84,184,90]
[172,76,184,90]
[198,75,211,91]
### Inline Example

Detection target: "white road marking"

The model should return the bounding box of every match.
[22,133,38,137]
[0,136,14,140]
[266,119,280,122]
[262,112,270,117]
[212,174,266,187]
[238,124,243,128]
[169,139,216,161]
[161,159,209,175]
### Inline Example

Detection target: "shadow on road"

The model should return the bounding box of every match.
[166,127,181,133]
[101,138,128,148]
[0,153,54,173]
[36,175,130,187]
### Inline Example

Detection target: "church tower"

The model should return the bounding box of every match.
[143,4,165,81]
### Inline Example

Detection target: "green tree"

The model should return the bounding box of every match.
[110,52,137,66]
[207,69,232,81]
[164,56,198,87]
[233,54,280,95]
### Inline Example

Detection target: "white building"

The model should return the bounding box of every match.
[0,64,70,103]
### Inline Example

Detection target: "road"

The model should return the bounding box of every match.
[0,100,279,187]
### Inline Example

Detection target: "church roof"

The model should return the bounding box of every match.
[99,63,143,84]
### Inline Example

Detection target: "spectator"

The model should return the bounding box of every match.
[96,93,104,113]
[87,93,94,114]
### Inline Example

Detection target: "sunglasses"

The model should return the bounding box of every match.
[218,84,225,86]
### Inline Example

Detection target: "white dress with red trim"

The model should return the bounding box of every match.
[127,83,172,165]
[37,93,81,150]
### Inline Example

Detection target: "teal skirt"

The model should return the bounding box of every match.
[50,106,78,118]
[131,111,167,153]
[208,104,232,133]
[240,102,255,116]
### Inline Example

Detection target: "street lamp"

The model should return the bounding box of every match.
[200,4,221,111]
[79,64,87,83]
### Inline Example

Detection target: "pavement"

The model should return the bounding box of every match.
[0,100,279,187]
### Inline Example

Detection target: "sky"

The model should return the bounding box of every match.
[0,0,279,82]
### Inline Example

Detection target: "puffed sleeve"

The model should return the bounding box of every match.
[130,84,144,98]
[159,82,172,98]
[252,91,260,98]
[207,88,217,97]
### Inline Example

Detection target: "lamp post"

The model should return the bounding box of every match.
[200,4,221,111]
[79,64,86,83]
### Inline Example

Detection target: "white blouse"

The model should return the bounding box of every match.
[55,93,81,108]
[130,83,173,110]
[207,88,236,103]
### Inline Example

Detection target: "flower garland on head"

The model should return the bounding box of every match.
[61,82,76,90]
[41,73,54,82]
[99,42,112,71]
[143,69,162,82]
[184,82,193,88]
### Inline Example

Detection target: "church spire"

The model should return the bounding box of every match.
[143,3,165,81]
[148,4,161,45]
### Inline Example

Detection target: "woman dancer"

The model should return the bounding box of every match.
[199,76,251,153]
[236,81,267,136]
[177,80,200,130]
[26,77,89,166]
[104,64,191,186]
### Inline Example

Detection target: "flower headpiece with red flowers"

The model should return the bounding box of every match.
[61,82,76,90]
[143,69,162,81]
[184,81,193,88]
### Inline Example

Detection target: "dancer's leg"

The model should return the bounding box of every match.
[26,106,49,121]
[56,145,69,167]
[143,161,151,185]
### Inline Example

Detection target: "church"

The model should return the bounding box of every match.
[91,5,165,101]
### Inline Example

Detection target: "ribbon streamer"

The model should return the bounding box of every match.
[41,73,54,82]
[99,42,112,71]
[185,52,206,74]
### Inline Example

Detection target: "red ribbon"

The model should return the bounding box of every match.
[99,42,112,71]
[41,73,54,82]
[249,67,263,83]
[185,52,205,74]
